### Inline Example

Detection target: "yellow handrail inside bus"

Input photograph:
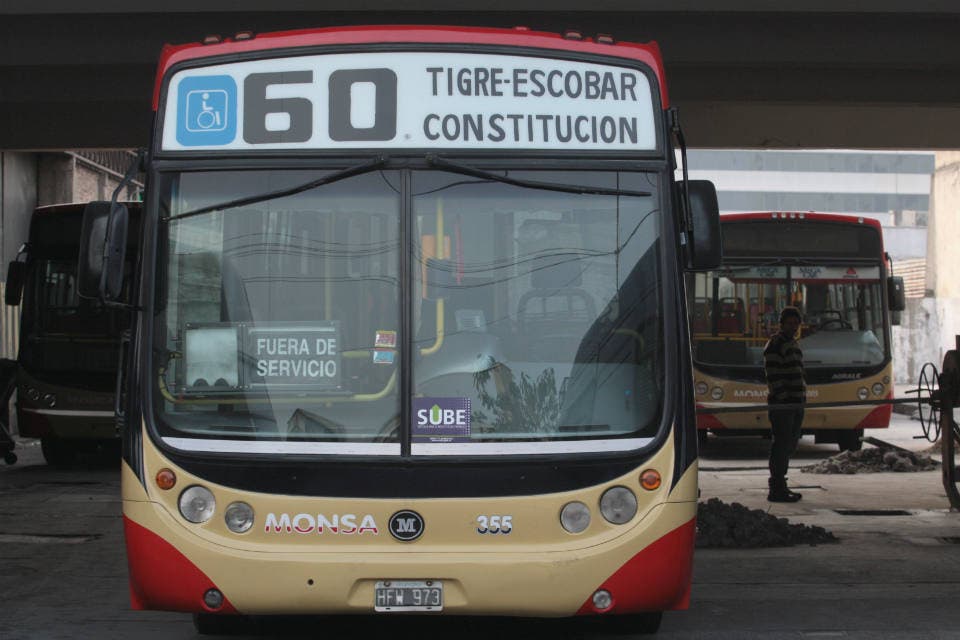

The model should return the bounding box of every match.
[420,198,445,356]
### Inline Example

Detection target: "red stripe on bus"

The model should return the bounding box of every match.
[856,401,892,429]
[576,517,695,615]
[124,516,238,614]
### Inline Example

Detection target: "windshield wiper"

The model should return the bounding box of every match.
[164,155,389,222]
[425,155,652,198]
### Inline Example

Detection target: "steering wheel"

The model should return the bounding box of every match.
[817,309,853,330]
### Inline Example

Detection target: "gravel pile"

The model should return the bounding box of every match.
[696,498,837,548]
[800,447,938,474]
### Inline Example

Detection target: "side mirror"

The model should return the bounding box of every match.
[887,276,906,313]
[4,261,26,306]
[683,180,722,270]
[78,201,129,301]
[424,257,454,301]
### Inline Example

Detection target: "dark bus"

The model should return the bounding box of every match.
[5,203,141,466]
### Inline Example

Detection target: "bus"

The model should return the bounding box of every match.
[76,25,720,633]
[689,212,906,451]
[4,203,141,467]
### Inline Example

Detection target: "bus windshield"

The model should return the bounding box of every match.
[19,255,129,388]
[691,263,888,370]
[155,167,663,454]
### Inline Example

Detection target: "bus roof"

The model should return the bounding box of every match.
[153,25,667,111]
[720,211,883,232]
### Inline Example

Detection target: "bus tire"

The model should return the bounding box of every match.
[836,429,863,452]
[41,437,76,469]
[597,611,663,635]
[192,613,247,635]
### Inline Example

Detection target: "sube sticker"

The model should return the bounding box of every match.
[412,397,471,443]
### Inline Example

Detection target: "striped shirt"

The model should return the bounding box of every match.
[763,332,805,405]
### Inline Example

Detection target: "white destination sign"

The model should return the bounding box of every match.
[161,52,657,151]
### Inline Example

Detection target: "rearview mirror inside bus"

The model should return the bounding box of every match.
[683,180,722,271]
[4,261,26,306]
[78,201,129,301]
[888,275,906,313]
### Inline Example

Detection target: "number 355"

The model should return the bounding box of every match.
[477,515,512,534]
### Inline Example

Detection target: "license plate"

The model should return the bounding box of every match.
[374,580,443,612]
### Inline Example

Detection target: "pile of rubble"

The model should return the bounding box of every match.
[800,447,938,474]
[696,498,837,548]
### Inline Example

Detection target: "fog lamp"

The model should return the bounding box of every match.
[592,589,613,611]
[203,588,224,610]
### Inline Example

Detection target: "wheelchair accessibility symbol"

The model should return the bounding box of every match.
[187,90,228,131]
[176,75,237,146]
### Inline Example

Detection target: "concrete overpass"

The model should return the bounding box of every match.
[1,1,960,150]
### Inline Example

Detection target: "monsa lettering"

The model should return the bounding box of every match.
[264,513,379,535]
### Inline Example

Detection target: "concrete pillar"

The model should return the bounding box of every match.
[926,152,960,298]
[897,152,960,381]
[1,152,37,362]
[37,153,75,207]
[1,153,37,279]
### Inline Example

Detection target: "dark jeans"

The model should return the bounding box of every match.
[768,408,804,481]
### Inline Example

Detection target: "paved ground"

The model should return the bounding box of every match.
[1,414,958,639]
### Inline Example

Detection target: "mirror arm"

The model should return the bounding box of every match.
[669,107,693,246]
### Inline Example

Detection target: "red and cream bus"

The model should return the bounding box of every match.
[77,25,719,634]
[689,212,905,451]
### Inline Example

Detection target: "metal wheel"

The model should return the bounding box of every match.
[917,362,941,442]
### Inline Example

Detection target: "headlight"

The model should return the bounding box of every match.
[224,501,255,533]
[711,386,724,400]
[695,381,708,395]
[857,387,869,401]
[26,387,40,401]
[599,486,638,524]
[872,383,885,396]
[42,393,56,407]
[560,501,591,533]
[179,485,216,524]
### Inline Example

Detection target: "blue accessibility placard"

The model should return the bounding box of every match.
[176,75,237,146]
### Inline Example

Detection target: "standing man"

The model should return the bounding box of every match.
[763,306,805,502]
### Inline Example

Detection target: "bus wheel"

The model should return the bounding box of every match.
[596,611,663,635]
[836,429,864,452]
[41,437,76,468]
[193,613,247,635]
